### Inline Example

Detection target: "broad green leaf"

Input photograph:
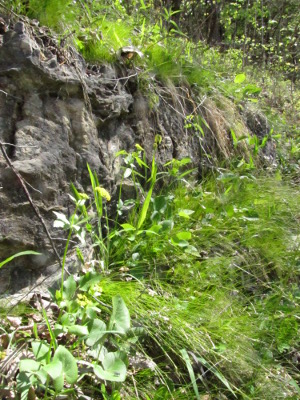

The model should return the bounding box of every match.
[79,272,102,291]
[171,237,189,247]
[86,319,107,346]
[88,344,108,362]
[184,245,199,256]
[121,223,136,231]
[86,306,100,319]
[154,196,167,213]
[243,84,262,96]
[53,211,70,228]
[109,295,130,333]
[0,251,41,269]
[234,73,246,84]
[63,275,76,300]
[94,352,127,382]
[146,224,162,235]
[113,350,129,367]
[176,231,192,241]
[43,360,63,380]
[53,374,64,392]
[19,359,40,372]
[67,325,89,336]
[53,346,78,385]
[60,312,76,326]
[16,372,31,400]
[32,341,50,363]
[34,369,48,385]
[159,220,174,232]
[178,209,194,219]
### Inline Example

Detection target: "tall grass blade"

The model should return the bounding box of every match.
[137,184,153,229]
[180,349,200,400]
[0,251,41,269]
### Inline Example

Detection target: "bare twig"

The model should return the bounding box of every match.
[104,72,138,82]
[0,141,62,268]
[1,142,38,148]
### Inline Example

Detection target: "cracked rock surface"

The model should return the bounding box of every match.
[0,20,201,295]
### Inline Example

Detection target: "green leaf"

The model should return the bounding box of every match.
[53,211,70,229]
[34,369,48,385]
[0,251,41,269]
[180,349,200,400]
[137,185,153,229]
[67,325,89,336]
[63,275,77,301]
[154,196,167,213]
[243,84,262,96]
[43,360,63,380]
[109,295,130,333]
[234,73,246,84]
[121,223,136,231]
[32,341,50,363]
[86,319,107,346]
[88,344,108,362]
[53,374,64,393]
[159,220,174,232]
[19,359,40,372]
[176,231,192,241]
[146,224,162,235]
[171,237,189,247]
[94,352,127,382]
[53,346,78,385]
[79,272,102,291]
[16,371,31,400]
[115,150,127,157]
[184,245,199,256]
[178,209,195,219]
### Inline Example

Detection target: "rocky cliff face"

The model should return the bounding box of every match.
[0,20,202,295]
[0,19,273,296]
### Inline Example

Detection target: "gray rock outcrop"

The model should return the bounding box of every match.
[0,19,275,296]
[0,20,201,295]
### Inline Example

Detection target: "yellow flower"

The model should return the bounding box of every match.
[78,192,89,200]
[95,187,111,201]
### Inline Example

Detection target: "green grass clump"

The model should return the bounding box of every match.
[77,18,135,63]
[93,169,299,399]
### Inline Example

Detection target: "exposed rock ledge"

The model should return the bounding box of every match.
[0,20,273,297]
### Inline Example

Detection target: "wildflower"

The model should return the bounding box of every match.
[77,293,92,307]
[78,192,89,200]
[95,187,111,201]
